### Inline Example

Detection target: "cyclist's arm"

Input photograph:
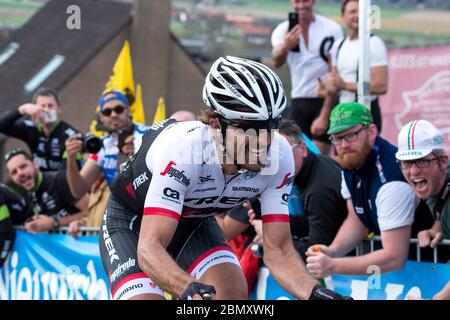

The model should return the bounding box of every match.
[216,213,249,240]
[138,214,196,298]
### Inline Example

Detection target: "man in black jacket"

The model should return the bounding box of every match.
[0,87,81,172]
[0,183,32,266]
[5,148,88,233]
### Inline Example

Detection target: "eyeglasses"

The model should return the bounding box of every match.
[219,117,281,132]
[100,105,126,117]
[399,157,440,170]
[4,148,25,162]
[329,126,367,146]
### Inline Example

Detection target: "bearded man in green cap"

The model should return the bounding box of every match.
[304,102,432,279]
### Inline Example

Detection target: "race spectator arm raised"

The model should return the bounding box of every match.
[65,134,103,199]
[271,24,302,68]
[0,103,44,139]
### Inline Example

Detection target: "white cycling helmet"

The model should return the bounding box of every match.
[202,56,286,127]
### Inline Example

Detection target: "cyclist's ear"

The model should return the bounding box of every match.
[209,118,219,129]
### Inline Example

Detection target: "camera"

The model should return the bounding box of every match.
[80,133,103,154]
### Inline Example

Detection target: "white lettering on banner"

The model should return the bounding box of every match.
[0,252,110,300]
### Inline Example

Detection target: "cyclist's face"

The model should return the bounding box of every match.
[334,125,375,170]
[99,98,130,132]
[401,154,448,199]
[225,125,272,172]
[6,154,39,191]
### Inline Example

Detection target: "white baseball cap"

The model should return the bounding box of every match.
[396,120,444,161]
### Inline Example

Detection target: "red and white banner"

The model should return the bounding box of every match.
[380,45,450,150]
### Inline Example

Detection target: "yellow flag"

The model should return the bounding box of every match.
[105,40,135,102]
[132,84,146,124]
[153,97,166,124]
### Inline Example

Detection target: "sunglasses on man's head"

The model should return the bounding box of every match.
[100,105,126,117]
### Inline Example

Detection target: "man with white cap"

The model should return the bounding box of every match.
[396,119,450,300]
[396,120,449,246]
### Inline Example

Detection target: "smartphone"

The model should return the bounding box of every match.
[43,110,58,124]
[288,12,300,52]
[117,127,134,151]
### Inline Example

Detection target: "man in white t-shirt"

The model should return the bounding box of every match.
[305,102,419,278]
[315,0,388,135]
[271,0,343,154]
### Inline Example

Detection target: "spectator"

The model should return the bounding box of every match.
[271,0,343,154]
[170,110,197,122]
[396,120,449,246]
[0,183,32,267]
[316,0,388,134]
[395,120,449,301]
[5,148,88,234]
[65,90,150,199]
[0,87,82,172]
[305,102,422,278]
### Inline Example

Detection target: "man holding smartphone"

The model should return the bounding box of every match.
[271,0,343,155]
[0,87,82,172]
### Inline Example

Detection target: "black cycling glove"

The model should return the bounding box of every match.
[309,285,353,300]
[180,282,216,300]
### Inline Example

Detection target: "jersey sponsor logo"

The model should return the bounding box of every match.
[110,258,136,283]
[116,283,143,300]
[355,206,364,214]
[242,171,258,180]
[163,187,180,200]
[184,196,247,206]
[276,173,293,189]
[282,193,289,202]
[198,175,215,184]
[102,210,119,264]
[232,186,260,193]
[160,161,190,187]
[193,187,217,193]
[149,119,170,130]
[133,172,149,189]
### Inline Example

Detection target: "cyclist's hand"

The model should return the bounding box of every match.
[180,282,216,300]
[309,285,353,300]
[65,134,83,159]
[418,229,442,248]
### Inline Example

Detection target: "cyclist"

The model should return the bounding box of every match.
[99,56,350,300]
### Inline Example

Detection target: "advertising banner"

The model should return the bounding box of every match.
[379,45,450,148]
[251,261,450,300]
[0,231,111,300]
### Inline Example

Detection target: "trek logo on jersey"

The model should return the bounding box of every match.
[160,161,190,187]
[276,173,293,189]
[133,172,149,189]
[184,196,247,206]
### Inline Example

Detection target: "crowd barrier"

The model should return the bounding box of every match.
[1,228,449,300]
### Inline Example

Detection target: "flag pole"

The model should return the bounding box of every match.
[358,0,371,109]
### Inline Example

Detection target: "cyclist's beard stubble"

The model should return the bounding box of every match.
[337,137,373,170]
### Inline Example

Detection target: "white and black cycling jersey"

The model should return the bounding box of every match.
[110,119,294,223]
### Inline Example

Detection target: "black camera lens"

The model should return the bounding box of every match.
[83,133,103,154]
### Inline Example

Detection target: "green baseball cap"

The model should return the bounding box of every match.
[327,102,373,135]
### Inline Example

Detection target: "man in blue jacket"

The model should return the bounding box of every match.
[305,102,419,278]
